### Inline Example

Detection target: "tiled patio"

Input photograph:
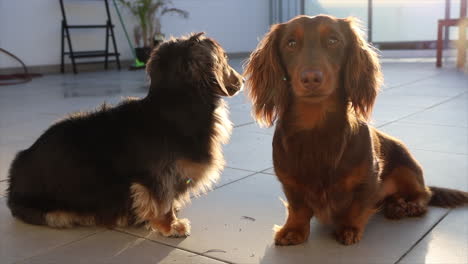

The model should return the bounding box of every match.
[0,59,467,264]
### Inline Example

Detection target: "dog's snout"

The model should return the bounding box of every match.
[300,70,323,89]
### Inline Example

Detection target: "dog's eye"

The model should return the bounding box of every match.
[328,37,339,46]
[287,40,297,48]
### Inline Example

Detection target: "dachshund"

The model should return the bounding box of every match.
[7,33,243,237]
[244,15,468,246]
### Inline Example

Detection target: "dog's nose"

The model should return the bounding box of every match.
[300,70,323,89]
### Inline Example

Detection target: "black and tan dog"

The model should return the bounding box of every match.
[7,33,243,237]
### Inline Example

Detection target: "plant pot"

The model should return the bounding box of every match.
[135,47,152,63]
[135,40,163,63]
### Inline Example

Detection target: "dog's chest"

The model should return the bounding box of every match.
[273,130,353,224]
[173,104,232,193]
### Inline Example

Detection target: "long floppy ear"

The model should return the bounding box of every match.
[341,17,382,120]
[186,32,230,95]
[244,24,288,127]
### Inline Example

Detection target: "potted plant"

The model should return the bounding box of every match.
[118,0,189,63]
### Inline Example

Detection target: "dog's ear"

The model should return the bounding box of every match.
[213,66,230,96]
[189,32,206,43]
[341,17,382,120]
[244,24,288,127]
[187,34,230,96]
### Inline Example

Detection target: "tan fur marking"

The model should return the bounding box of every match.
[177,159,214,181]
[378,177,398,201]
[130,183,161,224]
[287,89,341,131]
[318,23,330,35]
[45,211,95,228]
[115,216,130,227]
[343,161,368,191]
[149,208,191,237]
[384,166,427,197]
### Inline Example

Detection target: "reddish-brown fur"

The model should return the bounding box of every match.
[244,15,468,246]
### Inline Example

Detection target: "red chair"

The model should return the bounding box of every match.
[436,0,467,69]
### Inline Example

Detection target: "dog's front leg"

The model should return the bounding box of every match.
[149,205,191,237]
[274,186,314,246]
[130,183,191,237]
[334,202,375,245]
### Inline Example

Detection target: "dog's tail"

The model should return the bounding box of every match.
[428,186,468,208]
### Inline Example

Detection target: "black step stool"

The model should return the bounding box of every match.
[60,0,121,74]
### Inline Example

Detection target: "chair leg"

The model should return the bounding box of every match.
[436,21,444,68]
[61,21,65,73]
[104,22,109,70]
[457,20,466,70]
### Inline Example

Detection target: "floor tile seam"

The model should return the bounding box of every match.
[213,172,260,191]
[396,121,468,129]
[411,148,467,156]
[15,229,106,263]
[394,209,452,264]
[111,229,233,264]
[224,167,257,173]
[376,91,468,129]
[187,172,259,200]
[233,121,256,128]
[259,167,274,175]
[382,72,443,91]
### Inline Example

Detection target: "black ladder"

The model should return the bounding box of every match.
[60,0,121,74]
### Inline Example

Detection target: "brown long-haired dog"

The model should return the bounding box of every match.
[244,15,468,246]
[7,33,243,237]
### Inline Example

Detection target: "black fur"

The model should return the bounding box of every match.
[7,33,243,228]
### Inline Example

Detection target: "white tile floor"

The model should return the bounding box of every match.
[0,59,467,264]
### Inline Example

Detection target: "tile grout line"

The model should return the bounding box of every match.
[377,91,468,129]
[382,72,443,91]
[233,121,256,128]
[15,229,106,263]
[224,166,257,173]
[394,209,452,264]
[213,171,260,191]
[411,148,467,156]
[396,121,468,129]
[259,167,274,175]
[198,166,274,195]
[112,229,234,264]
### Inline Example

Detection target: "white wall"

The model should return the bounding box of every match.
[0,0,270,69]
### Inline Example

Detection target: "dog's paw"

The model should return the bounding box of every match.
[274,225,309,246]
[335,227,362,245]
[405,201,427,217]
[150,218,191,237]
[384,197,407,219]
[169,218,191,237]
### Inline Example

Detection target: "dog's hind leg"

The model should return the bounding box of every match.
[381,166,431,220]
[7,201,47,226]
[130,183,190,237]
[44,211,95,228]
[8,198,95,228]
